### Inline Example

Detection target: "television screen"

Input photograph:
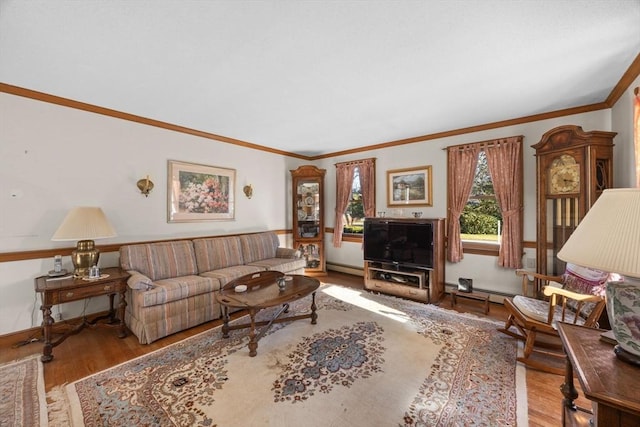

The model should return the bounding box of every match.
[363,219,434,269]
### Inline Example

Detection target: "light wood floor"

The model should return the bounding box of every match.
[1,271,588,426]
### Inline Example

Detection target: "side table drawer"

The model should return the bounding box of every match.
[57,282,119,302]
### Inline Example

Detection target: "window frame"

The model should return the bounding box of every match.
[461,150,502,248]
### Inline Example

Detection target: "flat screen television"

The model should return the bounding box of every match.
[363,219,434,269]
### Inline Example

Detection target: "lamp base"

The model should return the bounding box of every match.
[614,345,640,366]
[72,240,100,277]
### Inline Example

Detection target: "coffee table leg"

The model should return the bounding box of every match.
[248,310,258,357]
[310,291,317,325]
[221,306,230,339]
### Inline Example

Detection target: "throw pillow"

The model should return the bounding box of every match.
[562,263,609,319]
[562,262,609,297]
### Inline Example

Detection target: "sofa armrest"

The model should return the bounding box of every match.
[276,247,299,259]
[127,270,154,290]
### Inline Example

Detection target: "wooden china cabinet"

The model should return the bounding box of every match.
[291,165,326,276]
[532,125,615,276]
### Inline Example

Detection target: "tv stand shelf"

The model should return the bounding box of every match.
[365,264,430,302]
[363,217,445,303]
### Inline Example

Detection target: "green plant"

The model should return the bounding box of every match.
[343,225,364,234]
[460,208,499,235]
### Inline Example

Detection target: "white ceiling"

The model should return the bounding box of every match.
[1,1,639,157]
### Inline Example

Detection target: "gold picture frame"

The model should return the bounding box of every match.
[386,165,433,207]
[168,160,236,222]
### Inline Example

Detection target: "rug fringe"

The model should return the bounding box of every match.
[47,384,72,426]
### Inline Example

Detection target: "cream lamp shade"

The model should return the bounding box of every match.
[51,207,117,277]
[557,188,640,364]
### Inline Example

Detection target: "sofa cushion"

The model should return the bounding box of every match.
[193,236,244,273]
[247,258,306,273]
[132,275,220,308]
[239,232,279,264]
[199,265,264,286]
[120,241,198,281]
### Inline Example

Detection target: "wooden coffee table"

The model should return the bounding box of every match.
[216,271,320,356]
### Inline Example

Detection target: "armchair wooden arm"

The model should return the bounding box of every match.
[516,269,563,298]
[542,286,605,327]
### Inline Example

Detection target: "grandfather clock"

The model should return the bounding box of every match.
[533,125,615,276]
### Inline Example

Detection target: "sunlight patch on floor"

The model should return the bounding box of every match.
[321,284,409,323]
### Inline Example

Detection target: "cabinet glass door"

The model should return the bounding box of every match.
[295,181,321,239]
[296,241,323,271]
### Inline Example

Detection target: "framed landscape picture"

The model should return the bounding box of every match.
[386,165,433,207]
[168,160,236,222]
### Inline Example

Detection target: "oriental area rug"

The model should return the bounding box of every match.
[48,285,528,426]
[1,354,48,427]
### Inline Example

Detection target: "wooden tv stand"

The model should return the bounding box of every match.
[364,218,445,303]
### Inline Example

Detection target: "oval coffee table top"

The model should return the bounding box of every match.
[217,272,320,310]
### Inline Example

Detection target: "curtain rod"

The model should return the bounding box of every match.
[442,135,524,151]
[334,157,376,167]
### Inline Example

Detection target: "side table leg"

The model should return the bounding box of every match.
[560,356,578,412]
[117,290,127,338]
[107,294,117,323]
[41,305,54,363]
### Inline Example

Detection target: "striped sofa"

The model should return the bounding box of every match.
[119,232,306,344]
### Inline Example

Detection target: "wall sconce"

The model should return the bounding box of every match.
[243,184,253,199]
[137,175,154,197]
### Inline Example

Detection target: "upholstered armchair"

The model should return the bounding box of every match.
[499,265,609,375]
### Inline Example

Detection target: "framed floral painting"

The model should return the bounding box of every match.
[168,160,235,222]
[386,165,433,207]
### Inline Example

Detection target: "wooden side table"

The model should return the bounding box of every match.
[450,290,490,314]
[34,267,130,362]
[557,322,640,426]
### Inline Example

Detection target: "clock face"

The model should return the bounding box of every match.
[548,155,580,194]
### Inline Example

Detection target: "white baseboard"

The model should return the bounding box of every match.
[327,263,364,277]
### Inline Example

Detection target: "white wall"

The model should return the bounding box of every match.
[0,92,301,335]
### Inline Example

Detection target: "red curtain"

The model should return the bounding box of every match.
[333,163,357,247]
[358,159,376,219]
[634,88,640,188]
[484,137,524,268]
[446,144,480,262]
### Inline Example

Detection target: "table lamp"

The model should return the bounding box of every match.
[557,188,640,365]
[51,207,117,277]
